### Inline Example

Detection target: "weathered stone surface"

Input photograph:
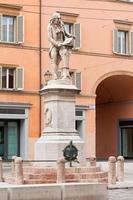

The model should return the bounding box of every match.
[62,182,107,200]
[0,188,8,200]
[1,183,107,200]
[8,185,61,200]
[117,156,124,182]
[23,165,108,184]
[57,158,66,183]
[108,156,116,184]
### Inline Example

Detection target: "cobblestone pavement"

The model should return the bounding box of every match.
[108,188,133,200]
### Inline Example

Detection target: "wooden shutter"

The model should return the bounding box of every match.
[0,15,2,41]
[76,72,81,90]
[74,23,81,49]
[17,16,24,43]
[0,67,2,89]
[130,32,133,55]
[15,67,24,90]
[113,29,118,53]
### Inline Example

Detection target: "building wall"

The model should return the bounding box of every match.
[0,0,40,159]
[1,0,133,159]
[42,0,133,159]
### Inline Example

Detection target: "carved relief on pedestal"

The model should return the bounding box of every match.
[44,107,52,127]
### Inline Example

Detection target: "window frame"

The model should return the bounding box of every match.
[0,14,24,44]
[2,67,15,89]
[0,66,24,91]
[64,22,74,35]
[69,70,82,91]
[1,15,16,43]
[75,108,86,139]
[113,28,133,56]
[117,30,129,54]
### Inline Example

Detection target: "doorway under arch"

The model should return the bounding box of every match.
[96,74,133,159]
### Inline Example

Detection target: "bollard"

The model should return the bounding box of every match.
[117,156,124,182]
[57,158,66,183]
[0,157,3,182]
[108,156,116,184]
[89,157,96,167]
[14,157,24,184]
[11,156,17,177]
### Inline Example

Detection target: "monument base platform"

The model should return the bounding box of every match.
[22,165,108,184]
[35,134,86,167]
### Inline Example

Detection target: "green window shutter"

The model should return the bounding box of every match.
[130,32,133,55]
[74,23,81,49]
[0,67,2,89]
[15,67,24,90]
[0,15,2,41]
[113,29,118,53]
[17,16,24,43]
[76,72,81,90]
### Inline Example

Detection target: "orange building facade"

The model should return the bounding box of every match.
[0,0,40,160]
[0,0,133,160]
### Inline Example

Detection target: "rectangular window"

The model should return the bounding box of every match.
[0,67,24,90]
[113,29,133,55]
[64,22,81,49]
[2,68,15,89]
[117,30,128,54]
[64,23,74,34]
[75,108,85,138]
[2,15,15,42]
[70,71,82,90]
[0,15,24,43]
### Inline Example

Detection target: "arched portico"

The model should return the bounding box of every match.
[94,71,133,159]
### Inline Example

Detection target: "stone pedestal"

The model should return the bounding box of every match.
[35,79,86,166]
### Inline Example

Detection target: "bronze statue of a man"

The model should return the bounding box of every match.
[48,12,75,80]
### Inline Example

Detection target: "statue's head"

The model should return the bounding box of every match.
[50,12,61,25]
[52,12,61,20]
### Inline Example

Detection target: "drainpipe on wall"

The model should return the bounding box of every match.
[39,0,42,137]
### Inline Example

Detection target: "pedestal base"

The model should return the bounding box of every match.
[35,134,86,167]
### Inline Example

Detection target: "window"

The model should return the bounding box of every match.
[0,15,24,43]
[64,23,73,35]
[64,22,81,49]
[113,29,133,55]
[118,31,128,54]
[0,67,24,90]
[70,71,82,90]
[75,109,85,138]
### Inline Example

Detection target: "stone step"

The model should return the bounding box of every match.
[24,167,56,174]
[24,173,57,180]
[24,176,108,185]
[4,176,15,184]
[22,165,108,185]
[65,166,101,173]
[24,166,102,174]
[24,171,107,182]
[24,179,56,184]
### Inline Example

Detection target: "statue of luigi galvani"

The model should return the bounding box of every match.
[47,12,75,80]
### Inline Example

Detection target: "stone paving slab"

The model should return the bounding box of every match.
[108,188,133,200]
[108,181,133,189]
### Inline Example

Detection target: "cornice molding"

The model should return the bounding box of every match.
[114,19,133,25]
[57,11,79,17]
[0,3,22,10]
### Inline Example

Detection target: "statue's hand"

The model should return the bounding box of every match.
[57,43,63,47]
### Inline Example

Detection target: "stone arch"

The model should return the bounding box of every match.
[91,70,133,96]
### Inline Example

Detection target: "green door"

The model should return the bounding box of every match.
[0,125,4,159]
[7,121,19,160]
[0,120,19,160]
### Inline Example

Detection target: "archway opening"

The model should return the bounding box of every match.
[96,75,133,159]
